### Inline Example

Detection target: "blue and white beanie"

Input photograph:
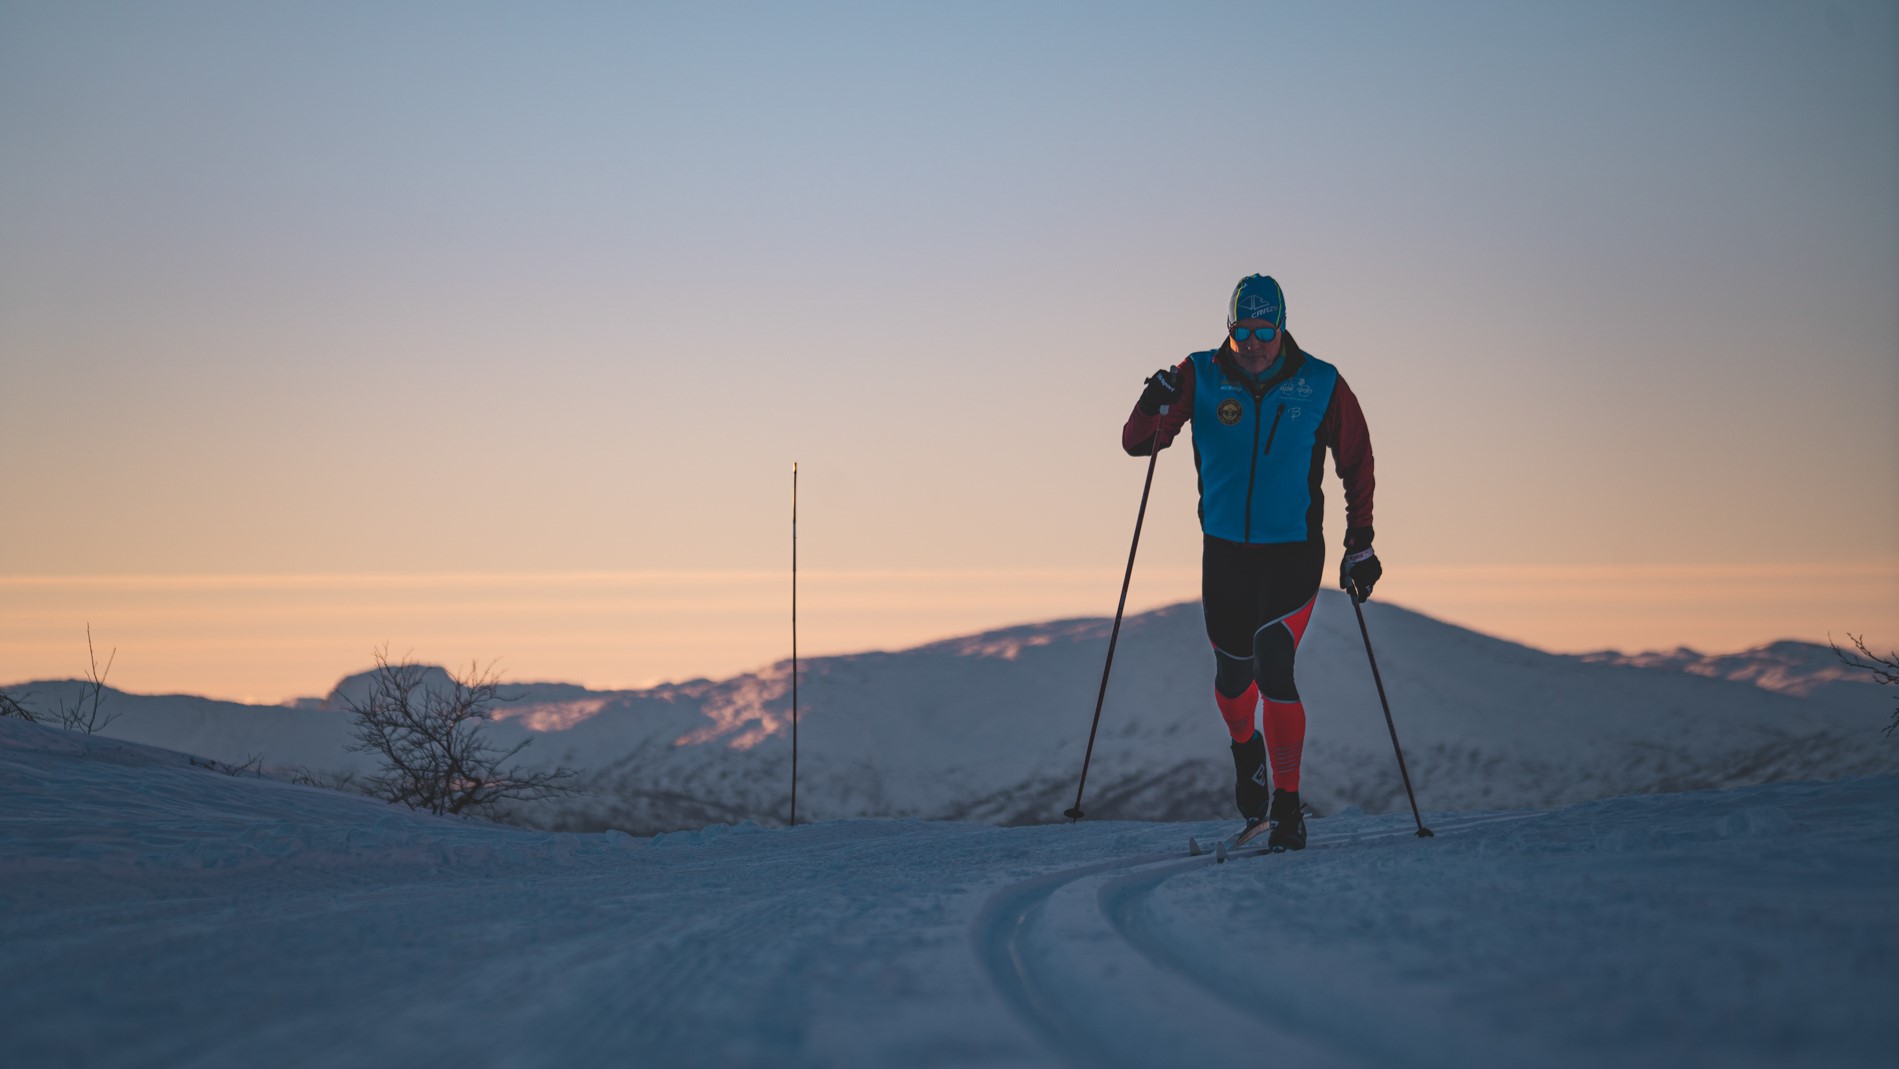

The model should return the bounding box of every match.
[1227,274,1286,330]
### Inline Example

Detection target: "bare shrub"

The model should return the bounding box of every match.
[288,766,363,793]
[1831,633,1899,737]
[0,691,37,723]
[50,625,120,735]
[345,648,576,817]
[190,753,265,777]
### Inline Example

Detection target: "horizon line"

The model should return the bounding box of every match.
[3,561,1894,589]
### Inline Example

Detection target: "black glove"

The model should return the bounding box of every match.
[1138,367,1183,415]
[1340,548,1382,603]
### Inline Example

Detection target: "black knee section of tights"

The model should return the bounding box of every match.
[1213,650,1255,699]
[1253,623,1299,702]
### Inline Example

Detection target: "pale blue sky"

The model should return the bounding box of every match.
[3,1,1895,697]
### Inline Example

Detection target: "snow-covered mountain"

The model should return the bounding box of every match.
[1573,639,1886,706]
[8,594,1894,833]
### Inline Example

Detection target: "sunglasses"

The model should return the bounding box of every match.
[1231,324,1278,342]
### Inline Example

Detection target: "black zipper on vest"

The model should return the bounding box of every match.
[1242,401,1285,542]
[1242,395,1263,542]
[1221,345,1300,543]
[1262,403,1285,457]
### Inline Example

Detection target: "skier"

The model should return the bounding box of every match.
[1121,274,1379,851]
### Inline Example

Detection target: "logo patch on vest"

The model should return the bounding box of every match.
[1217,399,1243,425]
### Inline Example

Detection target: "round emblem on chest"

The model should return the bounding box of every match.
[1217,398,1243,425]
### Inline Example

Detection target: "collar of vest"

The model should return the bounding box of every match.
[1215,331,1307,396]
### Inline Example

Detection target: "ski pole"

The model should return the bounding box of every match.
[1347,579,1433,838]
[1065,424,1163,822]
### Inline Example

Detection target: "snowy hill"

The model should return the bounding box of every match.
[1,717,1893,1068]
[7,594,1894,834]
[1573,639,1886,706]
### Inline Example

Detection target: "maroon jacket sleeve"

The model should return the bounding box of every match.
[1319,372,1375,545]
[1121,358,1195,456]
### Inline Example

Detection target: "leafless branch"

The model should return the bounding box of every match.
[288,766,363,793]
[51,624,121,735]
[344,647,577,818]
[191,753,266,777]
[0,691,38,723]
[1830,632,1899,737]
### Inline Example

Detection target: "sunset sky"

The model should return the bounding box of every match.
[4,1,1895,703]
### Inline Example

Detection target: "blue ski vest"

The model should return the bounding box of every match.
[1187,348,1340,544]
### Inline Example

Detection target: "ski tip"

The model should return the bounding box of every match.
[1214,840,1229,863]
[1188,836,1204,857]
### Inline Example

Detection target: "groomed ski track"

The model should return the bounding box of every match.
[972,813,1544,1069]
[5,720,1896,1068]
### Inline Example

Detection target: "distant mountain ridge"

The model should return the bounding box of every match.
[1573,640,1881,706]
[7,596,1894,833]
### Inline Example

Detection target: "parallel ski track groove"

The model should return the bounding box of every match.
[1096,811,1548,1062]
[974,812,1545,1068]
[970,850,1178,1067]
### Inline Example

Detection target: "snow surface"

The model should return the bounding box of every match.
[9,595,1896,833]
[3,718,1894,1068]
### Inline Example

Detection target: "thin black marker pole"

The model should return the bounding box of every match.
[791,462,799,828]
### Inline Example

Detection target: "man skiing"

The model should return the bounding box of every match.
[1121,274,1379,851]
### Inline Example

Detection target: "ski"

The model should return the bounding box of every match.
[1187,812,1527,865]
[1187,832,1247,858]
[1186,836,1284,863]
[1187,819,1278,861]
[1184,820,1276,862]
[1218,842,1288,863]
[1199,838,1302,863]
[1234,818,1272,850]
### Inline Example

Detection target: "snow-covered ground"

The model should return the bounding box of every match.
[4,717,1894,1068]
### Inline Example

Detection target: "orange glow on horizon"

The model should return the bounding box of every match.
[3,564,1893,705]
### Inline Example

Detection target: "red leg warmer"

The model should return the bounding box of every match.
[1215,683,1259,744]
[1262,699,1305,791]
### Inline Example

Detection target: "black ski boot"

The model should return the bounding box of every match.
[1266,788,1306,852]
[1230,731,1269,828]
